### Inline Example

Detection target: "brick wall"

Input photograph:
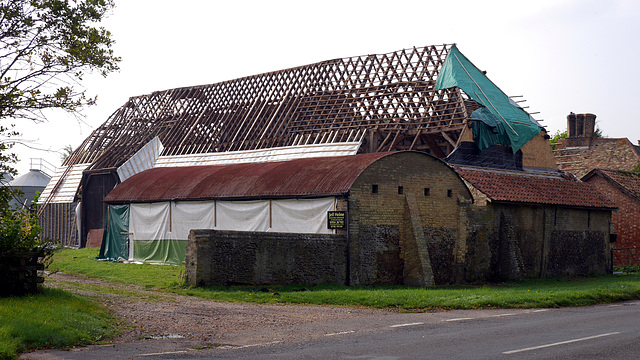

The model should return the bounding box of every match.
[186,229,347,286]
[347,152,472,285]
[585,176,640,251]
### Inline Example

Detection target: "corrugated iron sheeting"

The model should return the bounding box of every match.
[105,152,393,203]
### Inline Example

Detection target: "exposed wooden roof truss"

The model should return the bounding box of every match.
[66,44,471,170]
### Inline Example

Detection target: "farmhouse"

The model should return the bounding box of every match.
[37,44,616,285]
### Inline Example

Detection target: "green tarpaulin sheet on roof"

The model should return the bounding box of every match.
[435,45,541,152]
[96,204,130,262]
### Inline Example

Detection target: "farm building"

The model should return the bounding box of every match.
[553,113,640,265]
[582,169,640,265]
[5,160,51,210]
[36,44,615,284]
[37,44,552,248]
[100,150,614,286]
[101,151,472,285]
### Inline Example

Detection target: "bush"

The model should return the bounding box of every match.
[0,186,41,258]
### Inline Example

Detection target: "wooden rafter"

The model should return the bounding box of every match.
[63,44,472,172]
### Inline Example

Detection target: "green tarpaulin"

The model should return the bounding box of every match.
[96,204,130,262]
[435,45,541,152]
[132,240,187,266]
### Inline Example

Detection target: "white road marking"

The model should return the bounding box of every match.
[531,309,550,313]
[138,350,189,356]
[236,341,282,349]
[503,332,621,354]
[493,313,516,317]
[443,317,473,322]
[390,322,425,328]
[325,330,355,336]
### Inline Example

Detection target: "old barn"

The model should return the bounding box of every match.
[37,44,615,285]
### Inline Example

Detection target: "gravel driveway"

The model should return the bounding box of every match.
[44,273,388,346]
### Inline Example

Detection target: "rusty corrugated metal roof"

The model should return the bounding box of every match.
[104,152,395,203]
[455,166,616,209]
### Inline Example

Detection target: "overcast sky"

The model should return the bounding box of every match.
[8,0,640,175]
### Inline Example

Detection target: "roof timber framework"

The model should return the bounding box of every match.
[66,44,471,171]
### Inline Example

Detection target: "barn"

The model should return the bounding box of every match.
[36,44,552,248]
[100,151,472,285]
[35,44,615,285]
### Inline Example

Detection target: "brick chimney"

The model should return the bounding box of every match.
[567,113,596,138]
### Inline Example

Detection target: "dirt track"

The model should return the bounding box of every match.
[44,273,387,346]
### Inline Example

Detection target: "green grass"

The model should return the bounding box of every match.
[49,248,640,311]
[48,247,184,290]
[181,276,640,311]
[7,247,640,358]
[0,288,118,360]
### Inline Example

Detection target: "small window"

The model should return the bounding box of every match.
[372,184,378,194]
[398,186,404,195]
[447,189,453,198]
[424,188,430,196]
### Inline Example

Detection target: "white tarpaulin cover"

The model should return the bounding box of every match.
[126,197,337,264]
[215,200,270,232]
[271,198,335,234]
[129,202,171,243]
[155,142,361,167]
[117,136,164,182]
[171,201,215,239]
[38,163,90,204]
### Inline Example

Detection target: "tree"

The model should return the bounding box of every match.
[0,0,120,123]
[549,130,567,146]
[549,126,604,149]
[59,144,73,162]
[0,0,119,270]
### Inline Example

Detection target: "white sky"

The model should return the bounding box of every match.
[8,0,640,175]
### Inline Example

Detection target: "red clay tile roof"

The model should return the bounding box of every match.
[455,166,615,209]
[105,152,397,203]
[583,169,640,202]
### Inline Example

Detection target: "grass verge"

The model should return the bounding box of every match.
[0,288,118,360]
[49,248,640,311]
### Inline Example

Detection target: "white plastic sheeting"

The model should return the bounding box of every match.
[38,163,90,204]
[171,201,215,239]
[129,203,171,241]
[215,200,270,231]
[271,198,335,234]
[128,197,337,242]
[117,136,164,182]
[154,142,361,168]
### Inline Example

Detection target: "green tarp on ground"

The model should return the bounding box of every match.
[435,45,541,152]
[132,240,187,266]
[96,204,130,262]
[95,203,187,265]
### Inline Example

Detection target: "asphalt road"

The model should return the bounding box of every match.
[23,301,640,359]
